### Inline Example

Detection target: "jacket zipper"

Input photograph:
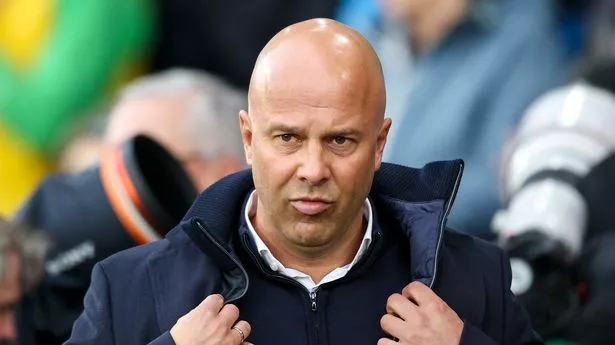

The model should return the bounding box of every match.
[430,164,463,289]
[310,288,320,344]
[241,233,333,344]
[241,231,382,344]
[310,290,318,311]
[194,220,250,303]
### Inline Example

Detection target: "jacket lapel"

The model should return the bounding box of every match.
[147,227,222,332]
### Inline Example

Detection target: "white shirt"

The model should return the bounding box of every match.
[244,191,373,292]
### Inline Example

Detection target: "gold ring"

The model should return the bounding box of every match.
[232,326,245,342]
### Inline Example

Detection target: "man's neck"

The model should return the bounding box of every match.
[252,207,366,284]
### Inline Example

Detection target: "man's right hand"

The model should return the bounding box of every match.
[170,294,252,345]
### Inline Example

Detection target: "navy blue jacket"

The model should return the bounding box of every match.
[65,161,542,345]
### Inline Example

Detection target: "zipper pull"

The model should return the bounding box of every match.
[310,290,317,311]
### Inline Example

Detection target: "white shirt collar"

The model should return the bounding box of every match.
[243,190,373,291]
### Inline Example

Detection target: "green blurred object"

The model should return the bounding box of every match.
[0,0,155,154]
[546,339,582,345]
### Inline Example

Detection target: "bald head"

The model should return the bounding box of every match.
[238,19,391,268]
[248,18,386,125]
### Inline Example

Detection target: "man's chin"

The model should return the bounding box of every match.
[283,222,328,242]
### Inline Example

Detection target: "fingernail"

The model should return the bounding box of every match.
[207,294,223,302]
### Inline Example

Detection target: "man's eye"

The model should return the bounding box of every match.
[333,136,348,145]
[280,134,294,142]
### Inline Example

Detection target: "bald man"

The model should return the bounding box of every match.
[65,19,541,345]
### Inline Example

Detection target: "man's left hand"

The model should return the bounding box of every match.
[379,281,464,345]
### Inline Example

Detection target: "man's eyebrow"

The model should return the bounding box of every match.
[323,128,363,138]
[264,122,363,138]
[266,123,304,134]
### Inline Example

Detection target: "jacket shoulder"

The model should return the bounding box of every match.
[97,226,191,278]
[441,229,505,269]
[439,232,542,344]
[66,233,189,345]
[437,229,509,308]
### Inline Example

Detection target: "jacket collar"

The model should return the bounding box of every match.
[174,160,463,288]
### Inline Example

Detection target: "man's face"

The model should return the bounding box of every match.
[240,59,389,251]
[0,251,21,341]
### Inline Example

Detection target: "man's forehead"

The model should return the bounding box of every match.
[252,100,374,134]
[250,54,383,123]
[249,74,379,128]
[249,62,368,115]
[251,43,364,94]
[254,85,358,111]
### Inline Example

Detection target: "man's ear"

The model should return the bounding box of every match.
[239,110,253,165]
[374,118,392,170]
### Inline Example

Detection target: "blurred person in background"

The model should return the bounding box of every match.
[581,0,615,64]
[58,65,251,180]
[57,132,105,174]
[0,0,155,217]
[0,217,48,344]
[105,68,247,191]
[57,115,107,173]
[336,0,573,238]
[13,69,247,345]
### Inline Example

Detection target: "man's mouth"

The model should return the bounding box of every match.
[290,198,332,216]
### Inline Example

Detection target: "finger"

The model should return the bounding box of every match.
[380,313,406,340]
[231,320,252,344]
[402,281,437,306]
[196,294,225,313]
[386,293,418,321]
[218,303,240,327]
[377,338,398,345]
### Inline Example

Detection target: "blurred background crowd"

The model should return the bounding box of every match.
[1,0,615,344]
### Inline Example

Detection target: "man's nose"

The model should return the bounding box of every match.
[297,142,330,186]
[0,314,16,341]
